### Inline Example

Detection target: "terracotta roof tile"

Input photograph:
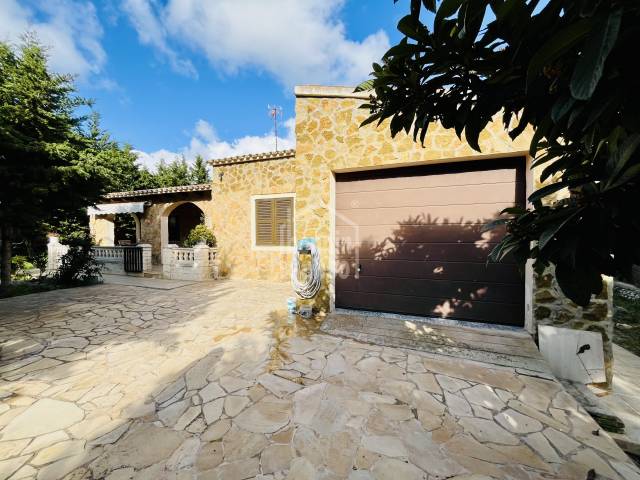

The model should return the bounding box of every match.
[208,149,296,166]
[104,183,211,199]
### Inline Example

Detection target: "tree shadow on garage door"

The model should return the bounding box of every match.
[335,213,525,326]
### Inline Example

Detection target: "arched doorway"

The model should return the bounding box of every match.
[168,203,203,245]
[162,202,205,247]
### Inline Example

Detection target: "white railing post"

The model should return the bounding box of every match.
[139,244,152,272]
[162,244,176,277]
[47,235,69,274]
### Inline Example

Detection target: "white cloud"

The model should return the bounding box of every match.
[121,0,197,78]
[122,0,389,87]
[0,0,107,80]
[134,118,295,171]
[133,148,183,170]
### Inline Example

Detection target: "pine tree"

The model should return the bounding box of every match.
[190,155,210,184]
[0,37,105,288]
[154,157,191,187]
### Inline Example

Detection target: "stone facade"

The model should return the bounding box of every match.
[211,86,532,310]
[211,156,298,280]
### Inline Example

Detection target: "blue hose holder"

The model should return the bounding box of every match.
[286,297,297,314]
[297,237,316,253]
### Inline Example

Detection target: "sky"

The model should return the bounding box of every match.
[0,0,409,170]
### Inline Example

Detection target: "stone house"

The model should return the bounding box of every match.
[88,85,613,381]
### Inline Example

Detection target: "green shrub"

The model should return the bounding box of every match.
[11,255,34,272]
[31,252,48,277]
[54,244,102,285]
[184,224,216,247]
[10,255,36,280]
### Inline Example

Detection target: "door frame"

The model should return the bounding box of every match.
[329,152,535,332]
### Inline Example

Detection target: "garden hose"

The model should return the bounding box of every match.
[291,238,322,299]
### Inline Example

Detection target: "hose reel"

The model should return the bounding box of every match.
[291,237,322,300]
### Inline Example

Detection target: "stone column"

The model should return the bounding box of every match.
[193,244,211,280]
[139,244,152,272]
[162,245,176,279]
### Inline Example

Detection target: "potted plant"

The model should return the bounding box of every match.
[184,224,216,247]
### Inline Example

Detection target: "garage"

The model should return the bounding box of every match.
[335,158,526,326]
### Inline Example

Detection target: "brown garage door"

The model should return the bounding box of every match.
[335,158,526,326]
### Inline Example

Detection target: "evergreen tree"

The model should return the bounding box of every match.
[154,157,191,187]
[0,37,105,288]
[189,155,210,184]
[82,113,142,192]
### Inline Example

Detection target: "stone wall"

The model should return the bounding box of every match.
[211,86,532,304]
[210,156,298,281]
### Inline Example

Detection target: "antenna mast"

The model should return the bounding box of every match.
[268,105,282,151]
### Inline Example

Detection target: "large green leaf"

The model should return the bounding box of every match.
[570,8,622,100]
[354,79,375,93]
[606,133,640,186]
[526,19,593,90]
[434,0,463,36]
[422,0,437,13]
[538,207,583,251]
[555,261,602,307]
[528,180,570,203]
[397,15,425,41]
[481,217,508,233]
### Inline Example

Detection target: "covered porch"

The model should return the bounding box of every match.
[82,184,219,281]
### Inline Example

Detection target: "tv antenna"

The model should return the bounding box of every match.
[268,105,283,151]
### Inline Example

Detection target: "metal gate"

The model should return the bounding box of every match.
[123,247,143,273]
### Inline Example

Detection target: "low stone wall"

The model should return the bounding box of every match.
[162,245,219,281]
[534,266,614,385]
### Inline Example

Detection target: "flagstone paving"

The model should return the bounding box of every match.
[1,279,639,479]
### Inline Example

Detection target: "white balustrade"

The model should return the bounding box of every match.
[92,246,125,262]
[47,236,152,276]
[162,244,219,280]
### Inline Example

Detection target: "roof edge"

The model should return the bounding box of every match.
[208,148,296,167]
[104,183,212,199]
[294,85,371,99]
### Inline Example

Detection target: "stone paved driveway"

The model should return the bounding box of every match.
[1,280,639,480]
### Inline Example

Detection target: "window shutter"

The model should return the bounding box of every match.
[255,199,274,246]
[274,197,293,246]
[254,197,294,246]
